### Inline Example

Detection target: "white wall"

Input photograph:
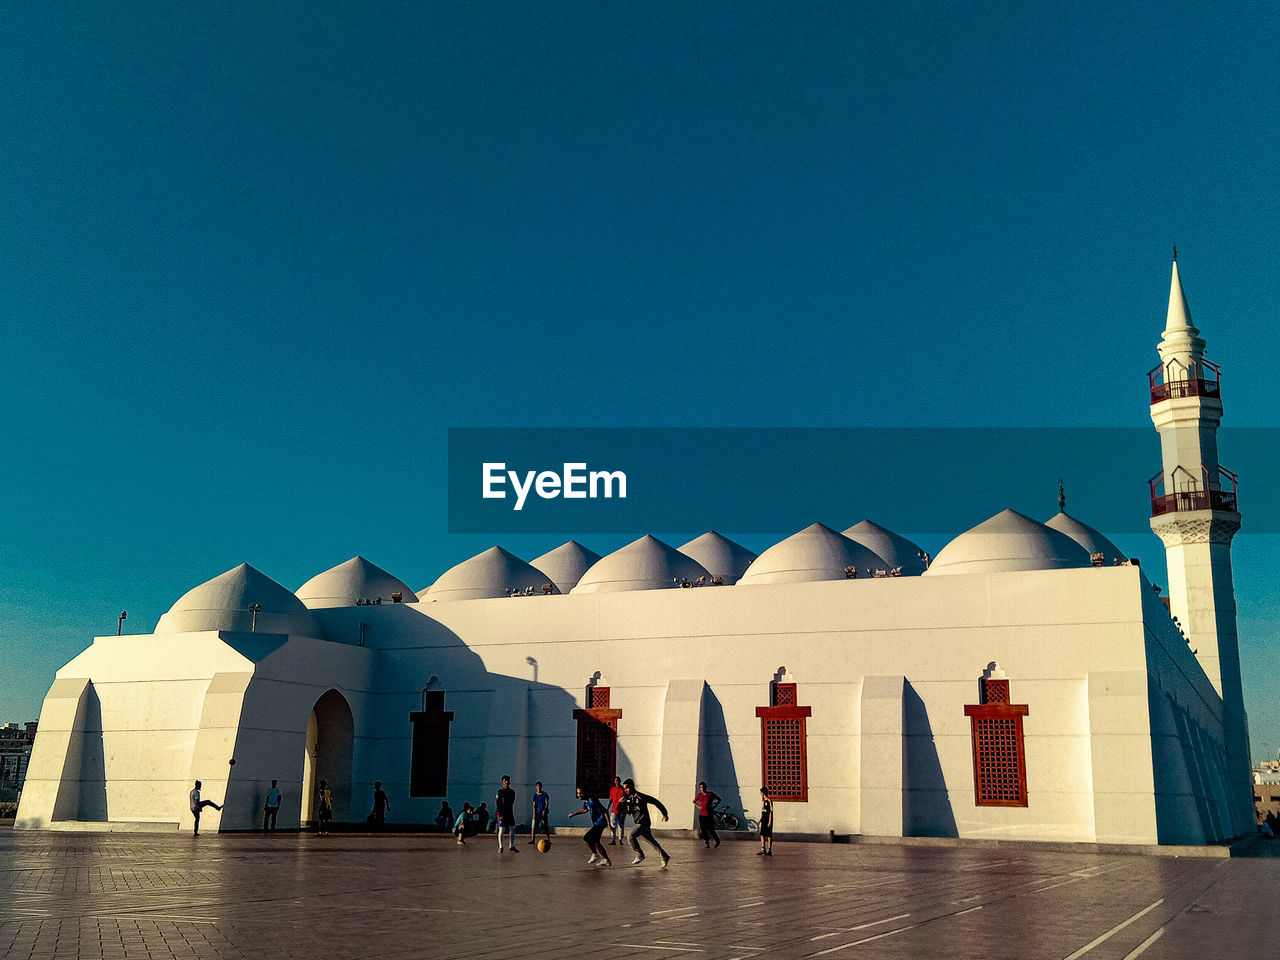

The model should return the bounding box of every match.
[19,564,1236,844]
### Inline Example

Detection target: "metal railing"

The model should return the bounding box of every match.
[1150,488,1237,516]
[1150,377,1221,403]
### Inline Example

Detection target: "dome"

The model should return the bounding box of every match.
[296,556,418,608]
[571,535,712,594]
[425,546,560,602]
[925,508,1092,576]
[1044,512,1126,565]
[155,563,320,636]
[677,532,757,585]
[738,523,888,586]
[842,520,928,576]
[530,541,603,594]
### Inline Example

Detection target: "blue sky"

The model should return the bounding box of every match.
[1,2,1277,757]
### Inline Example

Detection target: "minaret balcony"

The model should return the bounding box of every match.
[1149,465,1238,517]
[1149,359,1220,404]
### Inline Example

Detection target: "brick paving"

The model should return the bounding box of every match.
[1,825,1278,959]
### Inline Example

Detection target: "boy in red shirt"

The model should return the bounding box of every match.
[693,781,721,848]
[608,775,627,845]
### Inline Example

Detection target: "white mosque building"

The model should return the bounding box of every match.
[16,260,1254,845]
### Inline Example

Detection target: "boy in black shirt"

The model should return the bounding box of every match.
[622,778,670,868]
[495,775,519,853]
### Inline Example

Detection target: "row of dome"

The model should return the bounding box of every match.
[153,509,1126,635]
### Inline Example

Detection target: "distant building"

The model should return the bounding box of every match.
[1251,751,1280,825]
[0,722,38,804]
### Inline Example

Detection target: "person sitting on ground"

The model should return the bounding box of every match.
[453,803,474,845]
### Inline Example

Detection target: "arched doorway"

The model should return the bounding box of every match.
[302,689,354,825]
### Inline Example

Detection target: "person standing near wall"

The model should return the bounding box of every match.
[263,779,281,832]
[756,787,773,856]
[569,787,612,866]
[693,781,721,849]
[370,781,391,827]
[608,775,626,845]
[317,779,333,836]
[527,781,551,844]
[495,775,519,853]
[189,780,222,837]
[436,800,454,831]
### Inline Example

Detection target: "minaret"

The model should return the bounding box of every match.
[1147,253,1251,831]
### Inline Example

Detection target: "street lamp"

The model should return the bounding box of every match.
[249,604,262,632]
[117,611,127,636]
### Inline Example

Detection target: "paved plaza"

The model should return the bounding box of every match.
[1,825,1278,960]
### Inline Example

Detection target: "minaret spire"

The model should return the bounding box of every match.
[1057,479,1065,513]
[1164,259,1199,337]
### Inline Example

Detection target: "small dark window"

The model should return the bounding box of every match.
[409,690,455,798]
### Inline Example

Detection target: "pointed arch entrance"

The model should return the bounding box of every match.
[302,689,354,825]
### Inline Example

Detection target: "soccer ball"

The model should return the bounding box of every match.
[536,838,550,853]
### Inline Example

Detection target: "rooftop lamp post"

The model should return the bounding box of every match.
[117,611,127,636]
[249,603,262,633]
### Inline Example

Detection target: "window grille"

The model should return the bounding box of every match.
[981,679,1009,704]
[761,717,807,799]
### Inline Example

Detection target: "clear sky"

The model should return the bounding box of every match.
[1,3,1277,756]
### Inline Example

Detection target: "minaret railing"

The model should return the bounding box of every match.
[1148,359,1221,403]
[1149,465,1238,516]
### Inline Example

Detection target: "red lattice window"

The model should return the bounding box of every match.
[964,676,1029,807]
[756,684,812,802]
[762,717,807,799]
[981,679,1009,704]
[573,687,621,797]
[972,718,1024,803]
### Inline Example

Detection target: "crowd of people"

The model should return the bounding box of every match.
[187,775,778,861]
